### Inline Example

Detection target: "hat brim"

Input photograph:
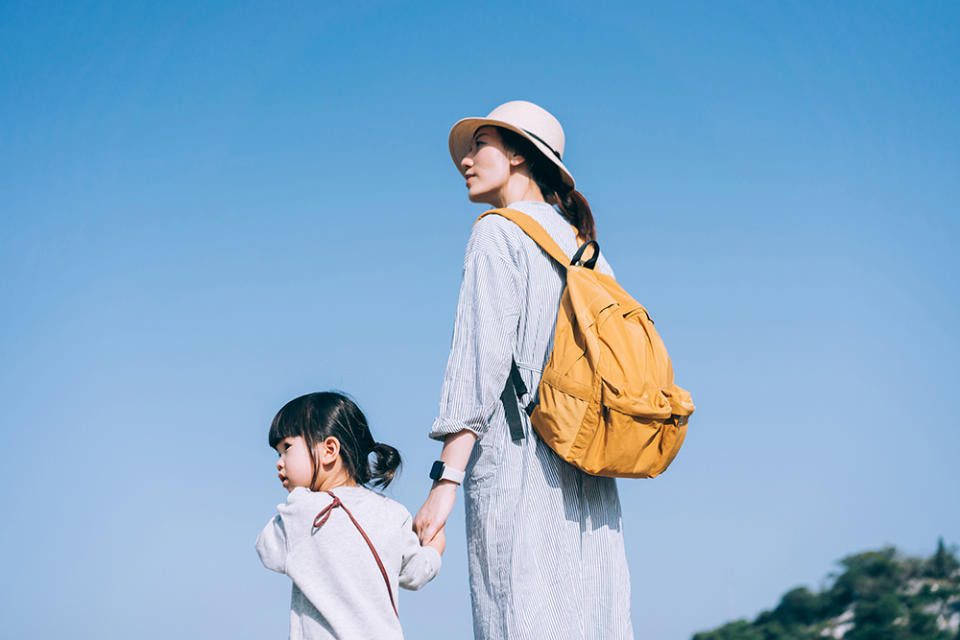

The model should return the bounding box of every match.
[448,116,575,189]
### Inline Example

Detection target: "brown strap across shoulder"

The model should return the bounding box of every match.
[313,490,398,618]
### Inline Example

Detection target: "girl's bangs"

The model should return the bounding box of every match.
[268,406,308,448]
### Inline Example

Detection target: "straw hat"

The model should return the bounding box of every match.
[448,100,575,188]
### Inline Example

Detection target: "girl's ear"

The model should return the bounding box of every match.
[317,436,341,465]
[508,150,526,167]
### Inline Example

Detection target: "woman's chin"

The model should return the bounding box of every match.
[467,190,493,205]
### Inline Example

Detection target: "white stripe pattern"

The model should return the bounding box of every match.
[430,201,634,640]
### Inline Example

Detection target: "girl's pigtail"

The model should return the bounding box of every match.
[369,442,402,489]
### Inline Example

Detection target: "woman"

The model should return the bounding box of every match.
[413,101,633,639]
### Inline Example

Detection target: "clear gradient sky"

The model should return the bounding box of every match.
[1,2,958,639]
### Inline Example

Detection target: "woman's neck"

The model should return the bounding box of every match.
[491,174,545,209]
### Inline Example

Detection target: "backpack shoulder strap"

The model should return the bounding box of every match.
[477,208,570,267]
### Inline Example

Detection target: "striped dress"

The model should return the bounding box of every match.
[430,200,634,639]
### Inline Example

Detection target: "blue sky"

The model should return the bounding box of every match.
[1,2,958,638]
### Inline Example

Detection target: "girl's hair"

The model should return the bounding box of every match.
[497,127,597,242]
[268,391,401,490]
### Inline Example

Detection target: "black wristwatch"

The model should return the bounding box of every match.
[429,460,465,485]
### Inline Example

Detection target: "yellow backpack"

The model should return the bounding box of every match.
[479,208,695,478]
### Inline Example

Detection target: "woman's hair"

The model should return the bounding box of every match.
[497,127,597,242]
[268,391,401,490]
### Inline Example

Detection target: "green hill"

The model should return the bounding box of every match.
[693,539,960,640]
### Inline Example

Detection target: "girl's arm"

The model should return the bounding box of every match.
[399,511,442,591]
[413,429,476,545]
[255,487,311,574]
[256,514,288,574]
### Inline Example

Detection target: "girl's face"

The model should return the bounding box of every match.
[461,126,517,205]
[274,436,315,491]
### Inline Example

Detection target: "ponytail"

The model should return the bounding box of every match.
[496,127,597,242]
[369,442,402,489]
[554,187,596,243]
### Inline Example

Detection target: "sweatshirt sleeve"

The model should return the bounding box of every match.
[256,514,288,574]
[397,511,441,591]
[255,488,313,574]
[429,216,523,440]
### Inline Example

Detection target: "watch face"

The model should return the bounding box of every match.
[429,461,444,481]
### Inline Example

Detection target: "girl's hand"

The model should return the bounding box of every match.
[425,524,446,555]
[414,481,457,545]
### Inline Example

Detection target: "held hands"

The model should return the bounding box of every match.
[424,524,446,555]
[413,480,457,547]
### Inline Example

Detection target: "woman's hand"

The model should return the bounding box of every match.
[414,481,457,545]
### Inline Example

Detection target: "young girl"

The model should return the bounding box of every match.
[256,391,443,640]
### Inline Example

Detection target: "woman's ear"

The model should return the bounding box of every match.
[508,150,527,167]
[317,436,341,465]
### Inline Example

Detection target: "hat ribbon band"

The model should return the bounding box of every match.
[520,128,562,162]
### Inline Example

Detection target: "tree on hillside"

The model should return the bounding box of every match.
[925,538,959,580]
[691,619,764,640]
[831,548,902,602]
[774,587,823,626]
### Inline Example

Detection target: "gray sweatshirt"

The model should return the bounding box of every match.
[256,486,441,640]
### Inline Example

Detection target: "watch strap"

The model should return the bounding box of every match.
[429,460,465,485]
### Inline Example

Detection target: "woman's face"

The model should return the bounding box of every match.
[461,126,516,205]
